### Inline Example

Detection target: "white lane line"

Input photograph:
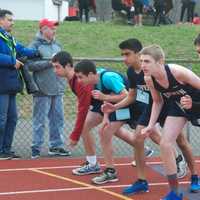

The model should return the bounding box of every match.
[0,181,190,196]
[0,160,199,172]
[0,163,131,172]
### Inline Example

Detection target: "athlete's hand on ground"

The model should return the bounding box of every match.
[101,102,115,113]
[180,95,192,109]
[68,138,78,149]
[92,90,105,100]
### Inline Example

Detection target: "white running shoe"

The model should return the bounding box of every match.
[176,154,187,179]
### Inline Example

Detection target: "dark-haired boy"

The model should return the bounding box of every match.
[73,59,141,182]
[51,51,93,146]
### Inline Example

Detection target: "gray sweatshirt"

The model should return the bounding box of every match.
[28,32,66,96]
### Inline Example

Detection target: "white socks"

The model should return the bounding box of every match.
[86,155,97,166]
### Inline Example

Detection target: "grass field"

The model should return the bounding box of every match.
[13,20,200,73]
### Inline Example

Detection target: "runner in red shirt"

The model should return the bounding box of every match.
[51,51,93,147]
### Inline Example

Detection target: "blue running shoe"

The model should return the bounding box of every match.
[72,161,101,175]
[190,175,200,193]
[122,179,149,195]
[161,191,183,200]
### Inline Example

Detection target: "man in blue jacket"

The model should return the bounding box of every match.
[0,9,39,160]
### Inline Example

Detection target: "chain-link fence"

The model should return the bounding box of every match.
[13,58,200,158]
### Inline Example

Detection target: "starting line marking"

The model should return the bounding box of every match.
[0,160,199,172]
[30,169,134,200]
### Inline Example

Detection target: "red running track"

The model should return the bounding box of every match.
[0,157,198,200]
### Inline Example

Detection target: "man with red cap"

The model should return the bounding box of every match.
[27,18,71,159]
[39,18,59,28]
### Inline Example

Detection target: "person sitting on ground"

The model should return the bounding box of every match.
[192,13,200,25]
[112,0,134,24]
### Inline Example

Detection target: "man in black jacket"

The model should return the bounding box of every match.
[78,0,90,22]
[153,0,166,25]
[180,0,190,23]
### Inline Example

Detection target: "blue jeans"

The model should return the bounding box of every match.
[32,95,65,151]
[0,94,17,154]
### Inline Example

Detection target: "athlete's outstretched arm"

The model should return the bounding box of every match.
[142,76,163,136]
[173,65,200,89]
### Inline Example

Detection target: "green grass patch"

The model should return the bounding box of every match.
[13,20,200,73]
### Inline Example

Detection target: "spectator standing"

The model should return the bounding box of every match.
[28,19,71,159]
[0,9,39,160]
[153,0,166,26]
[134,0,144,26]
[78,0,90,22]
[180,0,190,23]
[89,0,97,14]
[188,0,196,22]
